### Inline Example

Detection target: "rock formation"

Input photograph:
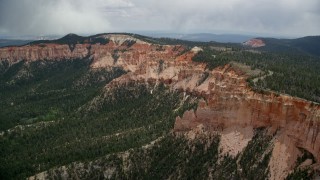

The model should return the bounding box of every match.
[1,34,319,179]
[243,38,266,48]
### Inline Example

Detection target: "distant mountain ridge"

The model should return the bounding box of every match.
[145,33,255,43]
[2,32,319,55]
[244,36,320,57]
[0,39,33,47]
[0,35,60,47]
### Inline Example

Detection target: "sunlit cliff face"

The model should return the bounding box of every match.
[1,34,320,179]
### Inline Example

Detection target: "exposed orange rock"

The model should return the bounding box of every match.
[174,64,320,160]
[243,38,266,48]
[0,43,90,63]
[1,34,319,177]
[85,36,320,173]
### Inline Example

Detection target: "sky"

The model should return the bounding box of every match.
[0,0,319,37]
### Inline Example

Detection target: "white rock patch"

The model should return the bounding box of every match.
[219,126,253,157]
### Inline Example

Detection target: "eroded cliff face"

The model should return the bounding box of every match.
[174,64,320,158]
[171,64,320,179]
[0,34,188,69]
[92,35,320,179]
[113,54,320,178]
[1,34,320,179]
[0,43,89,63]
[103,41,320,164]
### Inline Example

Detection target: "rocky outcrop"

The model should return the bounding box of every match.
[169,64,320,179]
[173,64,320,159]
[0,43,89,63]
[88,35,320,178]
[89,36,320,167]
[0,34,180,66]
[243,38,266,48]
[1,34,319,178]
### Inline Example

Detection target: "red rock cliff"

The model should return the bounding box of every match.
[0,43,89,63]
[0,34,187,69]
[173,64,320,163]
[1,34,320,165]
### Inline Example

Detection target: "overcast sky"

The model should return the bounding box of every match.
[0,0,319,37]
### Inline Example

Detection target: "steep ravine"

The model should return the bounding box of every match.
[1,34,319,179]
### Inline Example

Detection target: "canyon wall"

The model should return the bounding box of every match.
[1,34,320,177]
[0,34,186,69]
[0,43,89,62]
[174,64,320,160]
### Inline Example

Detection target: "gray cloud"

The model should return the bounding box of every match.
[0,0,319,37]
[0,0,120,35]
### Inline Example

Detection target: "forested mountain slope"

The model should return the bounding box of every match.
[0,33,319,179]
[244,36,320,57]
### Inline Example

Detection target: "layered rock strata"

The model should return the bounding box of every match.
[1,34,319,178]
